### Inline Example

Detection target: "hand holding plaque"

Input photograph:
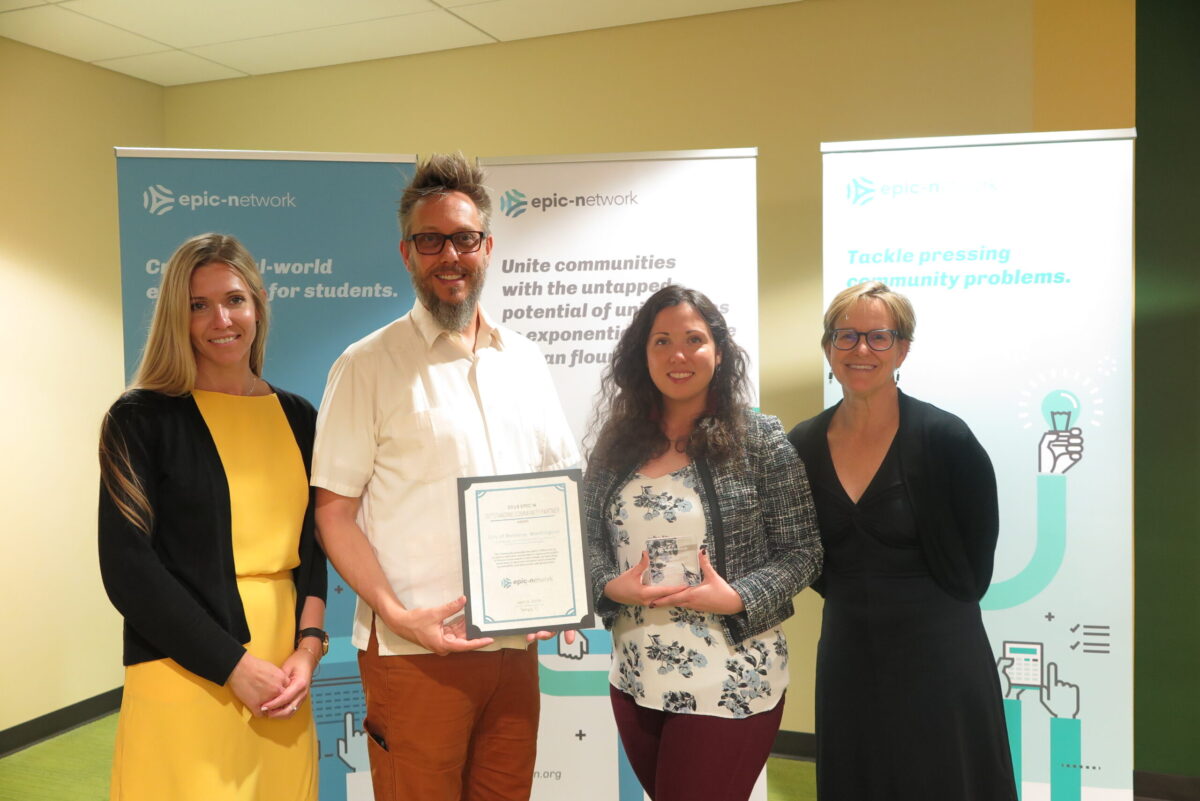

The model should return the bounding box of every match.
[641,535,702,587]
[457,470,594,638]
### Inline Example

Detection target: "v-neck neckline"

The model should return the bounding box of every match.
[822,416,900,507]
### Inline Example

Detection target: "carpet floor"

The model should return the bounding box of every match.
[0,713,816,801]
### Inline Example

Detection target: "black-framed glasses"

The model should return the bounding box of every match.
[408,231,486,255]
[830,328,901,351]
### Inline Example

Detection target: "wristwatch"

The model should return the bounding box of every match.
[296,627,329,656]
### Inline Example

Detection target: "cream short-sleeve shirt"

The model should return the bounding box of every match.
[312,301,580,655]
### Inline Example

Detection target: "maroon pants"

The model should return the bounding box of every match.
[358,626,540,801]
[610,686,785,801]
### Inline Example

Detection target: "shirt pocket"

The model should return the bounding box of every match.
[384,407,466,483]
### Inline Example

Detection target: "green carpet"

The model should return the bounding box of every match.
[0,712,815,800]
[768,756,817,801]
[0,713,117,801]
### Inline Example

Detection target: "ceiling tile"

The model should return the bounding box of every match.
[61,0,439,48]
[187,9,494,75]
[0,4,165,61]
[431,0,500,8]
[4,0,798,84]
[456,0,801,41]
[92,49,246,85]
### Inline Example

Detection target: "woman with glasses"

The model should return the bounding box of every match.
[98,233,326,800]
[584,285,822,801]
[788,282,1016,801]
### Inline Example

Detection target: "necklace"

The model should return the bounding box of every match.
[194,372,259,396]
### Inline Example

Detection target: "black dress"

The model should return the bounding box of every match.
[810,434,1016,801]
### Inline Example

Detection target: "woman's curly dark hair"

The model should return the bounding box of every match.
[588,284,751,470]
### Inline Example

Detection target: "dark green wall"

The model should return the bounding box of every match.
[1134,0,1200,778]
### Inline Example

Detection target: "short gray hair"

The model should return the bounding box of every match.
[821,281,915,348]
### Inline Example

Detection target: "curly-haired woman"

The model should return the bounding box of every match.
[584,285,822,801]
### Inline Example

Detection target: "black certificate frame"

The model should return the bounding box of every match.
[457,468,594,639]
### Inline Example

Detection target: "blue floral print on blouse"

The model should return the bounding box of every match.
[606,465,789,720]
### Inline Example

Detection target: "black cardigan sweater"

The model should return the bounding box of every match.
[787,391,999,603]
[98,387,326,686]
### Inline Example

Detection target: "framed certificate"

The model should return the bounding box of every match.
[457,469,594,638]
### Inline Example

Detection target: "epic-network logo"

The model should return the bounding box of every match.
[500,189,529,218]
[501,187,639,216]
[847,176,948,206]
[141,184,297,215]
[847,177,876,206]
[143,185,176,215]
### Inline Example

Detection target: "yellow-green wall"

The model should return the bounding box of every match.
[0,0,1131,737]
[0,37,163,730]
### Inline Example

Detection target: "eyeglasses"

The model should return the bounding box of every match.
[830,328,901,351]
[408,231,486,255]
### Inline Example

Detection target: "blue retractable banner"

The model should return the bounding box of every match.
[116,148,415,801]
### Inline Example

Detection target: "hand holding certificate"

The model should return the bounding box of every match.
[457,470,594,638]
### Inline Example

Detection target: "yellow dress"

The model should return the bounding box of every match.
[110,391,317,801]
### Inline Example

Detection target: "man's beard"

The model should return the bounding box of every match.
[410,266,485,332]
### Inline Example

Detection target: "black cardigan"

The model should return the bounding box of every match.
[98,387,326,686]
[787,391,999,602]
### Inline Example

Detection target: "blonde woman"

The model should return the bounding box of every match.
[99,233,326,800]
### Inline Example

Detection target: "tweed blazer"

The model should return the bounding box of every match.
[584,410,822,645]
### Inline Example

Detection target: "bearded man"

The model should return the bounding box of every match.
[311,152,578,801]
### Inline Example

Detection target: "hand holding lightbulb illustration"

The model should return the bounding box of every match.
[1038,390,1085,474]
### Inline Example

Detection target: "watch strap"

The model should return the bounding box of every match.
[296,627,329,656]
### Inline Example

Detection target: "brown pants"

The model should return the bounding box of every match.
[358,627,540,801]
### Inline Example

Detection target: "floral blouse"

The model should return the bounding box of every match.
[608,464,789,718]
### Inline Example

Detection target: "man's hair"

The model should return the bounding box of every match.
[398,153,491,237]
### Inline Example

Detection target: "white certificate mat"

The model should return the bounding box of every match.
[458,470,594,638]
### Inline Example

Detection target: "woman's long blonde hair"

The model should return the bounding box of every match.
[100,233,268,533]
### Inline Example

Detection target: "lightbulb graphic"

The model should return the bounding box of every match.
[1041,390,1081,432]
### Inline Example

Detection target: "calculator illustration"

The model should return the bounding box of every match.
[1003,640,1044,688]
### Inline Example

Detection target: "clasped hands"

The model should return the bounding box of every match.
[604,549,745,615]
[229,644,319,720]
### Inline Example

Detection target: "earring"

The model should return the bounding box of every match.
[827,371,833,385]
[895,371,900,384]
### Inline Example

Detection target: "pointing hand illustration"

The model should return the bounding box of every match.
[336,711,371,772]
[1039,662,1080,719]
